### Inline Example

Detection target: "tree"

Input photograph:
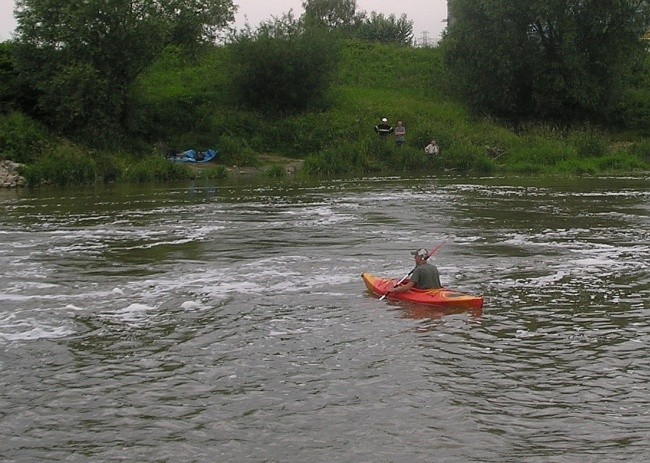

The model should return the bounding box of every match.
[443,0,650,123]
[0,43,20,112]
[354,12,414,46]
[227,13,340,115]
[11,0,236,142]
[302,0,360,31]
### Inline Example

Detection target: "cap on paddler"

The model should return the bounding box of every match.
[411,248,429,259]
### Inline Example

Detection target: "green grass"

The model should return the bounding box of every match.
[2,40,649,186]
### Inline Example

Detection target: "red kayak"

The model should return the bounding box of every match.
[361,272,484,309]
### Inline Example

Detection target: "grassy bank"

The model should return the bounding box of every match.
[2,41,649,187]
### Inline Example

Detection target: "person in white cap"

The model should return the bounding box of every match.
[374,117,394,137]
[387,248,442,294]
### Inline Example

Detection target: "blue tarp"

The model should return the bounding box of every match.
[169,149,218,163]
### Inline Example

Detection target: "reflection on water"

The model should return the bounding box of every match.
[395,301,484,321]
[0,176,648,462]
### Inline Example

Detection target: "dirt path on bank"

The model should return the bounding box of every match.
[228,154,304,176]
[189,154,304,177]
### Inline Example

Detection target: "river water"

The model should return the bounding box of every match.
[0,175,648,462]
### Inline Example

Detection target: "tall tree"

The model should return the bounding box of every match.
[354,12,414,45]
[443,0,650,123]
[227,13,340,115]
[302,0,359,31]
[12,0,236,141]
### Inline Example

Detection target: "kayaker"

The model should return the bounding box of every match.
[387,248,442,294]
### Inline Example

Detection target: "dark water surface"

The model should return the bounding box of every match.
[1,175,648,462]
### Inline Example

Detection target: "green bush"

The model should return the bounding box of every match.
[472,155,497,174]
[518,137,573,166]
[555,159,598,176]
[389,145,429,172]
[264,164,286,178]
[94,152,124,183]
[570,130,608,158]
[0,112,51,163]
[226,28,340,114]
[303,142,374,176]
[595,154,646,171]
[21,143,98,186]
[630,139,650,163]
[124,156,192,183]
[217,134,260,167]
[622,87,650,133]
[440,144,483,172]
[281,112,353,156]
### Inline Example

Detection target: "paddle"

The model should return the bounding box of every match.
[379,237,451,301]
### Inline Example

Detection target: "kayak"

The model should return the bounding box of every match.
[361,272,484,309]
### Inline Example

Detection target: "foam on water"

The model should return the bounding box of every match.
[0,324,74,341]
[106,302,159,324]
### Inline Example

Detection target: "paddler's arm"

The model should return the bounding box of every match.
[387,281,415,294]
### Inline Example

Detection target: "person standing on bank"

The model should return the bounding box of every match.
[374,117,394,137]
[387,248,442,294]
[394,120,406,147]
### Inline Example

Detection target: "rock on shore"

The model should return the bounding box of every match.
[0,160,26,188]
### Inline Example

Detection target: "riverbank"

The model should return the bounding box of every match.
[184,154,303,175]
[2,41,648,187]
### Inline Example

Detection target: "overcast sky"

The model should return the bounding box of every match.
[0,1,448,44]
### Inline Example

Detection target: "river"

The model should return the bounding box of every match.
[0,175,648,462]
